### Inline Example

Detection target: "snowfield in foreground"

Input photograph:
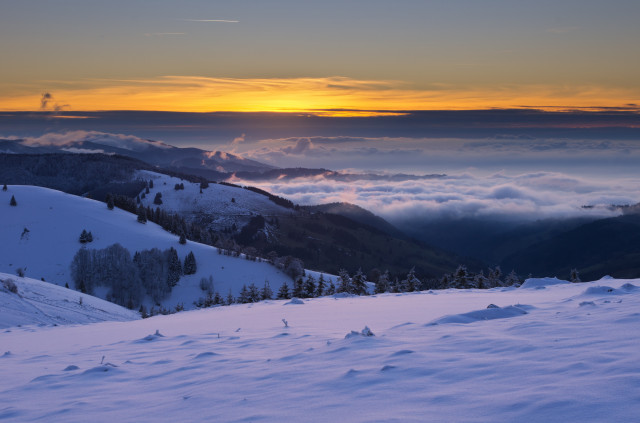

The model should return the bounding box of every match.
[1,277,639,422]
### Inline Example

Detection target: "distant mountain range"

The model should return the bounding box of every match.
[0,135,274,175]
[3,133,640,281]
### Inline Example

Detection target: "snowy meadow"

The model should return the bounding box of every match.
[2,277,639,422]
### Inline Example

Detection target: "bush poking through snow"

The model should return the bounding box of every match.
[345,326,375,339]
[2,278,18,294]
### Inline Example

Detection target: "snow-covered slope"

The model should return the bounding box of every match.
[0,273,138,329]
[0,185,293,309]
[138,170,293,231]
[0,277,638,422]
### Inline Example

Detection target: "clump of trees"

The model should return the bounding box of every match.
[70,244,190,309]
[79,229,93,244]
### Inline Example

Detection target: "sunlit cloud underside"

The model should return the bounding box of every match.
[2,76,638,115]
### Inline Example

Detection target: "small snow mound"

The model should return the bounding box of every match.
[194,352,219,359]
[620,283,638,291]
[2,351,11,357]
[579,301,596,307]
[63,365,79,371]
[137,330,165,342]
[284,298,304,305]
[82,364,119,375]
[428,305,528,325]
[390,349,414,357]
[520,277,570,289]
[345,326,375,339]
[333,292,355,299]
[381,365,397,372]
[599,275,615,280]
[582,286,619,296]
[486,304,500,309]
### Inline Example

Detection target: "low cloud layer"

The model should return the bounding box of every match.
[233,171,640,223]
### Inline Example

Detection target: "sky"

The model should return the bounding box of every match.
[1,0,640,114]
[1,1,640,222]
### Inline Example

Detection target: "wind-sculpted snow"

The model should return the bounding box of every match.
[1,278,639,422]
[520,277,570,289]
[427,304,529,325]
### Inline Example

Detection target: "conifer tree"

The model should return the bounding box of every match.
[248,283,261,302]
[326,280,336,295]
[183,251,197,275]
[226,289,235,305]
[304,274,316,298]
[106,193,115,210]
[375,270,390,294]
[79,229,90,244]
[166,247,182,287]
[451,265,470,289]
[404,268,420,292]
[238,284,250,303]
[277,281,291,299]
[473,270,487,289]
[570,268,581,283]
[137,206,147,223]
[504,270,521,286]
[352,268,368,295]
[316,274,326,297]
[9,195,17,206]
[213,291,223,305]
[336,269,352,293]
[149,179,154,189]
[293,277,305,298]
[153,192,162,205]
[179,233,187,245]
[2,184,7,191]
[262,280,273,300]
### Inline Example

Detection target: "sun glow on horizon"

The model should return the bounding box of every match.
[1,76,638,116]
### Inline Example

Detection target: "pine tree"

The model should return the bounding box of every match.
[213,291,223,305]
[238,284,250,303]
[183,251,197,275]
[9,195,17,206]
[262,280,273,300]
[153,192,162,205]
[504,270,521,286]
[390,277,401,293]
[375,270,390,294]
[304,274,317,297]
[336,269,352,293]
[79,229,90,244]
[316,274,326,297]
[326,280,336,295]
[404,268,420,292]
[2,184,7,191]
[137,206,147,223]
[352,268,368,295]
[451,265,470,289]
[166,247,182,287]
[149,179,154,189]
[570,268,581,283]
[248,283,261,302]
[473,270,487,289]
[226,289,235,305]
[179,233,187,245]
[293,277,305,298]
[106,193,114,210]
[487,266,503,288]
[277,281,291,299]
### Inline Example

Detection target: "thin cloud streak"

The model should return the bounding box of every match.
[181,19,239,23]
